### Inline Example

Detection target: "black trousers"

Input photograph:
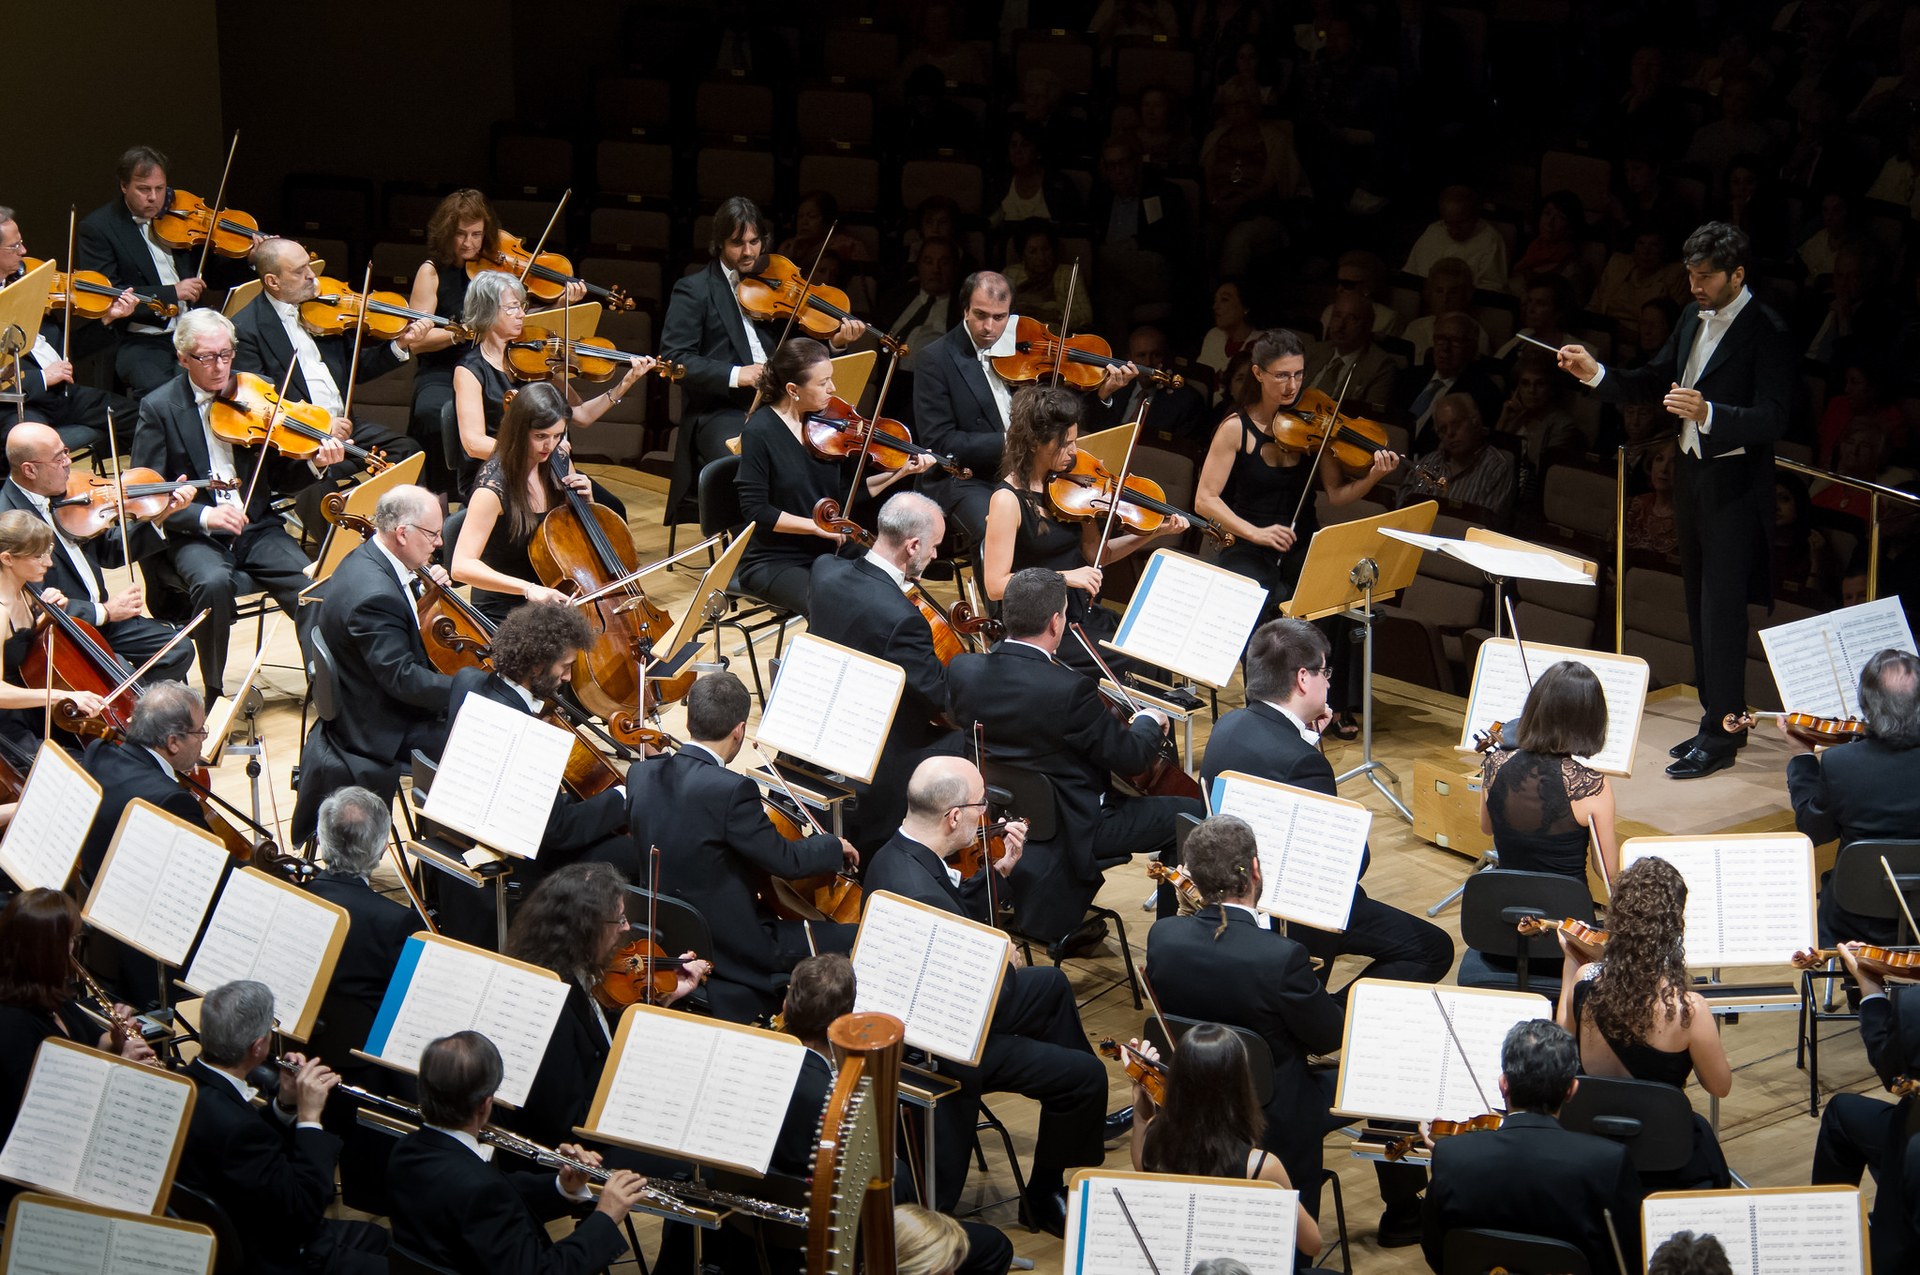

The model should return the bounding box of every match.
[408,367,456,496]
[1813,1092,1920,1270]
[1291,886,1456,1001]
[737,556,816,617]
[100,615,196,687]
[1673,451,1770,750]
[935,476,997,548]
[159,526,312,697]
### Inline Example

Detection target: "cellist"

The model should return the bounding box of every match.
[0,511,108,768]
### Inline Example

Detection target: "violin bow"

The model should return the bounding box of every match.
[841,332,902,512]
[338,263,373,427]
[1050,260,1082,387]
[518,189,570,287]
[1091,422,1142,571]
[1071,621,1145,716]
[1602,1209,1632,1275]
[235,359,302,524]
[749,743,829,838]
[1139,967,1178,1055]
[1110,1188,1164,1275]
[1504,595,1533,688]
[197,131,241,281]
[1283,355,1359,536]
[1881,856,1920,945]
[646,844,661,1004]
[746,221,837,419]
[105,412,132,573]
[99,610,208,704]
[1430,989,1497,1115]
[972,722,1001,925]
[61,208,76,361]
[1821,630,1853,720]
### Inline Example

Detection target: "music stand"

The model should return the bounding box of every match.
[1281,500,1437,820]
[1463,528,1596,638]
[0,261,55,420]
[830,349,877,405]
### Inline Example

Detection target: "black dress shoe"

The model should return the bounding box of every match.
[1104,1105,1135,1142]
[1666,746,1735,779]
[1020,1186,1069,1237]
[1047,916,1109,962]
[1672,730,1747,757]
[1667,733,1700,759]
[1377,1198,1424,1248]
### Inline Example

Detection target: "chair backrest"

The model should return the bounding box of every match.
[698,453,746,538]
[624,884,717,972]
[1556,1074,1695,1173]
[982,760,1057,843]
[1442,1227,1592,1275]
[387,1245,468,1275]
[439,398,465,473]
[1459,869,1596,966]
[168,1182,248,1275]
[1830,840,1920,932]
[306,626,339,723]
[1141,1012,1276,1106]
[410,748,438,800]
[438,508,466,570]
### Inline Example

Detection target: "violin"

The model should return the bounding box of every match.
[1514,916,1609,949]
[467,231,636,311]
[178,763,280,864]
[1891,1076,1920,1098]
[504,326,685,385]
[802,398,960,476]
[1387,1113,1503,1162]
[595,935,708,1009]
[1045,450,1233,544]
[811,498,970,666]
[1724,710,1868,746]
[1074,626,1204,802]
[52,469,234,541]
[26,258,176,320]
[951,817,1023,881]
[991,315,1183,390]
[1471,720,1511,752]
[759,793,863,924]
[21,587,137,739]
[1146,861,1204,913]
[1097,1037,1168,1106]
[149,189,263,258]
[209,372,390,470]
[1272,388,1396,477]
[1791,943,1920,979]
[737,253,906,355]
[298,278,473,343]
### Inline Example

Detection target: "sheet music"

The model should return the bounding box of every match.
[1642,1189,1865,1275]
[4,1196,213,1275]
[82,803,229,966]
[0,1044,191,1213]
[1458,639,1649,775]
[1209,771,1369,932]
[1111,550,1270,687]
[755,634,904,783]
[183,869,343,1039]
[422,693,577,858]
[363,937,568,1107]
[1334,981,1550,1122]
[1620,837,1816,966]
[1759,597,1915,719]
[851,891,1006,1064]
[589,1007,806,1174]
[1064,1174,1297,1275]
[0,742,102,891]
[1380,528,1595,585]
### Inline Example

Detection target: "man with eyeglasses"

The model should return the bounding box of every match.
[289,483,453,846]
[133,308,343,706]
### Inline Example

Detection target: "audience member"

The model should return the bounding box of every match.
[991,123,1084,232]
[1006,221,1090,332]
[1320,249,1400,339]
[1200,77,1311,276]
[1308,290,1398,407]
[1626,440,1680,555]
[1402,258,1488,365]
[1589,223,1689,349]
[1682,73,1778,186]
[1508,190,1590,297]
[1197,279,1257,386]
[1401,393,1515,520]
[1403,185,1508,290]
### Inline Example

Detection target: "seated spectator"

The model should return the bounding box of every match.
[1508,191,1590,297]
[1494,351,1582,503]
[1633,297,1679,365]
[1605,150,1687,243]
[1816,422,1896,525]
[1090,134,1193,331]
[1807,244,1881,371]
[894,67,978,159]
[884,236,961,378]
[1595,399,1670,463]
[903,196,961,271]
[1851,41,1920,134]
[1866,119,1920,217]
[1714,154,1789,262]
[1496,274,1578,364]
[1773,473,1841,604]
[1626,439,1679,555]
[1007,221,1091,332]
[1681,72,1777,187]
[1194,0,1273,96]
[1613,45,1688,162]
[991,123,1085,232]
[1400,393,1515,521]
[1212,38,1281,109]
[894,2,989,90]
[1818,359,1906,469]
[1320,249,1400,339]
[1292,14,1399,214]
[1779,91,1859,201]
[1799,191,1858,283]
[1686,29,1771,99]
[1403,184,1509,291]
[1589,223,1689,350]
[1393,312,1505,451]
[1132,85,1195,171]
[1200,79,1309,276]
[1006,67,1090,167]
[1197,279,1257,385]
[1403,258,1490,364]
[1308,289,1399,407]
[777,191,870,270]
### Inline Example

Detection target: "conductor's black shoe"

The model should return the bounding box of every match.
[1020,1186,1069,1237]
[1048,916,1108,961]
[1377,1198,1424,1248]
[1666,746,1735,780]
[1671,731,1747,758]
[1104,1106,1135,1142]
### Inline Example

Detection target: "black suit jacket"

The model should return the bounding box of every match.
[1392,360,1506,453]
[1087,173,1194,259]
[232,293,406,407]
[132,372,305,539]
[443,668,626,864]
[305,871,414,1079]
[659,260,782,424]
[0,478,148,620]
[1201,702,1370,879]
[769,1049,836,1178]
[177,1058,342,1275]
[316,540,452,764]
[1787,737,1920,849]
[388,1125,624,1275]
[75,197,196,313]
[864,830,998,926]
[1421,1111,1645,1272]
[78,735,209,880]
[625,746,841,1005]
[947,641,1162,939]
[913,322,1008,487]
[504,983,606,1150]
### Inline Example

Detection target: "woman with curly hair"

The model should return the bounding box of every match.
[1556,856,1732,1187]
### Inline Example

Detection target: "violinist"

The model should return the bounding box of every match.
[73,146,208,396]
[134,310,336,702]
[1785,649,1920,950]
[734,338,929,616]
[979,383,1185,679]
[289,485,452,845]
[1,424,194,688]
[807,492,966,846]
[1421,1019,1644,1272]
[616,671,857,1026]
[451,272,647,499]
[867,755,1109,1235]
[1480,661,1619,882]
[0,207,138,451]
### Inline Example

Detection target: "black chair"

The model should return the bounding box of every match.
[1441,1227,1591,1275]
[1799,838,1920,1113]
[623,884,718,1014]
[695,453,799,706]
[983,761,1141,1009]
[388,1246,466,1275]
[960,1098,1032,1226]
[1456,870,1596,1002]
[1557,1074,1694,1175]
[167,1182,249,1275]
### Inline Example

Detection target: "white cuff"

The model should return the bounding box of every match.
[556,1175,594,1203]
[389,341,412,363]
[1699,403,1714,433]
[729,366,745,388]
[1581,366,1605,389]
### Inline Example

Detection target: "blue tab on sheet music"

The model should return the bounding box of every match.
[363,935,425,1058]
[1112,554,1163,648]
[1072,1179,1097,1274]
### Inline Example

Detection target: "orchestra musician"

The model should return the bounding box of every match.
[387,1031,646,1275]
[0,206,139,451]
[806,491,967,846]
[73,146,210,397]
[734,337,929,617]
[1480,661,1619,882]
[451,271,649,500]
[0,423,195,688]
[131,309,342,704]
[613,671,858,1026]
[947,567,1201,953]
[177,979,391,1274]
[289,483,452,844]
[979,382,1186,680]
[1556,222,1793,781]
[77,679,214,885]
[0,509,110,760]
[865,755,1106,1236]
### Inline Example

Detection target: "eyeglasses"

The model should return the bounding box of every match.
[186,350,236,366]
[404,524,444,543]
[1262,368,1306,383]
[605,914,629,930]
[1302,665,1332,678]
[947,800,990,817]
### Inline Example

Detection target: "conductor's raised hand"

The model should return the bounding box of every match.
[1555,344,1598,381]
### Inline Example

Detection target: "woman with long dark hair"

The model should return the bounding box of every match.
[449,382,585,626]
[1480,660,1618,882]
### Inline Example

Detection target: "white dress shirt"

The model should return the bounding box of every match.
[128,216,181,335]
[977,345,1014,430]
[371,535,423,628]
[425,1124,592,1201]
[723,266,769,384]
[209,1064,322,1131]
[192,386,246,522]
[267,296,346,416]
[1264,700,1323,746]
[1224,900,1272,929]
[862,549,908,591]
[1583,286,1752,458]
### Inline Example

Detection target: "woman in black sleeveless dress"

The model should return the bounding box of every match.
[406,189,498,494]
[1480,660,1619,883]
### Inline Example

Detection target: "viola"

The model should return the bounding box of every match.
[737,254,906,355]
[149,189,263,258]
[1891,1076,1920,1098]
[1146,861,1203,913]
[209,372,390,470]
[0,733,32,808]
[178,763,280,864]
[1791,943,1920,978]
[467,231,636,311]
[801,398,960,476]
[21,588,136,739]
[1272,387,1396,477]
[1514,916,1609,949]
[503,326,685,385]
[1075,625,1204,802]
[53,469,234,542]
[1724,710,1868,746]
[1097,1037,1168,1106]
[298,278,473,343]
[992,315,1183,390]
[595,935,708,1009]
[952,817,1023,881]
[1387,1113,1503,1161]
[1045,450,1234,544]
[26,258,176,320]
[759,793,863,924]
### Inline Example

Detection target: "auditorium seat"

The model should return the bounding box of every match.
[594,76,675,137]
[901,159,985,217]
[695,147,777,209]
[796,87,875,150]
[595,140,675,203]
[491,131,575,197]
